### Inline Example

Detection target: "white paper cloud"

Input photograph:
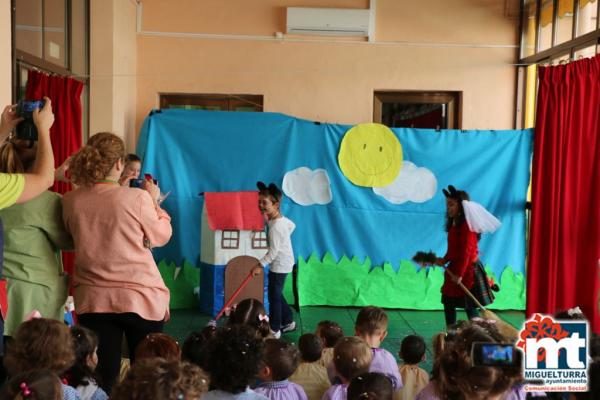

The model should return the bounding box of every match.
[373,161,437,204]
[282,167,332,206]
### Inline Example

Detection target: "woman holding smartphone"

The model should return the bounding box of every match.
[62,132,172,393]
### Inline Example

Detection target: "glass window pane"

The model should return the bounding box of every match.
[577,0,598,36]
[521,0,538,58]
[44,0,67,68]
[15,0,43,58]
[574,43,596,59]
[555,0,574,45]
[550,52,571,64]
[71,0,88,76]
[539,0,555,51]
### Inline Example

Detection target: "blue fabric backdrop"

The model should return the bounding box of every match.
[137,109,532,278]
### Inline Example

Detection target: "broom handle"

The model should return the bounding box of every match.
[444,267,486,310]
[214,271,255,321]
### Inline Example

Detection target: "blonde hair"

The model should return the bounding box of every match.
[0,137,37,173]
[69,132,125,186]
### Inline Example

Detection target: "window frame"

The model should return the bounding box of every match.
[221,230,240,250]
[159,93,264,112]
[251,231,268,250]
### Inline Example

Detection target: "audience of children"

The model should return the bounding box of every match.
[316,321,345,370]
[289,334,331,400]
[134,333,181,363]
[255,339,307,400]
[228,298,272,339]
[347,372,394,400]
[395,336,428,400]
[181,325,217,370]
[0,370,63,400]
[203,325,268,400]
[354,307,402,391]
[323,337,373,400]
[111,358,208,400]
[4,318,82,399]
[65,326,107,400]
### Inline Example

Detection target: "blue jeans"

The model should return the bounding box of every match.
[268,271,293,332]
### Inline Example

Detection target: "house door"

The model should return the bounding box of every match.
[224,256,264,307]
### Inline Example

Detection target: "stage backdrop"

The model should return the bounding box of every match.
[137,109,532,310]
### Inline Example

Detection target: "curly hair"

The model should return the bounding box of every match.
[347,372,394,400]
[333,337,373,382]
[263,339,300,381]
[111,358,209,400]
[228,298,271,339]
[181,326,217,369]
[316,320,345,348]
[0,370,62,400]
[65,326,100,388]
[205,325,264,394]
[436,324,522,400]
[69,132,125,187]
[4,318,76,375]
[355,306,388,336]
[135,333,181,362]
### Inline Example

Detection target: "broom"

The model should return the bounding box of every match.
[444,267,519,342]
[207,271,256,327]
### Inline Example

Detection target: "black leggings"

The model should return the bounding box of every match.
[443,303,480,326]
[78,312,163,394]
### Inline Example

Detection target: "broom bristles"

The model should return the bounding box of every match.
[480,309,520,342]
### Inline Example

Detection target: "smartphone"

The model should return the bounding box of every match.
[129,177,158,189]
[471,342,520,367]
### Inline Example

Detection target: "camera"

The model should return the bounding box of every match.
[129,175,158,189]
[15,99,46,141]
[471,342,521,367]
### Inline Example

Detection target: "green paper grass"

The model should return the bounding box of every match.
[158,260,201,309]
[297,253,525,310]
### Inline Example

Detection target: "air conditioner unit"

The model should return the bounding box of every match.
[286,7,370,37]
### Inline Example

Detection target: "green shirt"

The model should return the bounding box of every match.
[0,191,73,285]
[0,173,24,209]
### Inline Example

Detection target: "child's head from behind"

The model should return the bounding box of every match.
[228,298,271,339]
[1,370,62,400]
[347,372,394,400]
[181,326,217,369]
[298,333,323,363]
[333,337,373,383]
[111,358,209,400]
[123,153,141,179]
[205,325,264,394]
[437,324,522,400]
[355,306,388,343]
[67,326,99,387]
[5,318,75,375]
[316,320,344,348]
[135,333,181,363]
[400,335,426,365]
[259,339,300,382]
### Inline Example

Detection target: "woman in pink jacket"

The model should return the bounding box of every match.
[62,132,172,393]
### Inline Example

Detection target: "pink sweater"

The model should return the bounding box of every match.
[63,184,172,321]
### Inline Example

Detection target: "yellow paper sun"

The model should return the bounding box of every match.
[338,123,402,187]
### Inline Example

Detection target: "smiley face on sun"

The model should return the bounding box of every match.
[338,123,403,187]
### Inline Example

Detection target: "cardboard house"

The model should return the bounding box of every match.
[199,191,269,316]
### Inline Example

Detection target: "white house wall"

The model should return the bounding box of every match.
[200,204,216,264]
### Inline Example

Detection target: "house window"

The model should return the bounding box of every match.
[252,231,268,249]
[221,230,240,249]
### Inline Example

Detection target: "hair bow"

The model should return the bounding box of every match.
[567,306,582,316]
[258,314,269,322]
[20,382,31,397]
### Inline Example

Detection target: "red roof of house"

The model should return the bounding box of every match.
[204,191,265,231]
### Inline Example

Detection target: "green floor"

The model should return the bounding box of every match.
[165,307,525,373]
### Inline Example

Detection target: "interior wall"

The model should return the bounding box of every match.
[0,0,11,107]
[90,0,137,150]
[135,0,520,137]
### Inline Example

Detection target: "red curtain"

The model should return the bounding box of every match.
[25,70,84,274]
[527,55,600,333]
